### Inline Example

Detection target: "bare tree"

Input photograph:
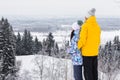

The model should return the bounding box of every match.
[33,55,44,80]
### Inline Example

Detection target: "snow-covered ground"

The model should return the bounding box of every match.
[15,30,120,47]
[16,55,74,80]
[16,55,120,80]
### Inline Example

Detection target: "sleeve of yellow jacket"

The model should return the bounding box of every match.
[77,24,87,49]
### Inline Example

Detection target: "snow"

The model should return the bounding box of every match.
[16,54,120,80]
[15,30,120,48]
[101,30,120,45]
[16,55,35,73]
[16,55,74,80]
[16,55,120,80]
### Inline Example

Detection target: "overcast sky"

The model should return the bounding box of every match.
[0,0,120,17]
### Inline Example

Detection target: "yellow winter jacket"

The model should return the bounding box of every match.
[77,16,101,56]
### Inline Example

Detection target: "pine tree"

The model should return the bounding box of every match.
[33,36,42,54]
[0,19,4,80]
[22,30,33,55]
[99,36,120,78]
[39,41,42,51]
[46,32,54,56]
[42,39,47,55]
[0,18,16,80]
[113,36,119,50]
[27,31,34,55]
[16,32,22,55]
[21,29,28,55]
[108,41,112,50]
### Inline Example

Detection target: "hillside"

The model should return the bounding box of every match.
[16,55,73,80]
[16,55,120,80]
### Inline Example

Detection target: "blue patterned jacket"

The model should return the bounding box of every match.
[67,29,83,65]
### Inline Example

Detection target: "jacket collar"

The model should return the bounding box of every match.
[86,16,96,23]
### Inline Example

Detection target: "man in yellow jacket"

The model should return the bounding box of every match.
[77,8,101,80]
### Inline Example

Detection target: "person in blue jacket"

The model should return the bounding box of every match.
[67,20,83,80]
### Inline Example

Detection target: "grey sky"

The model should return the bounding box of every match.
[0,0,120,17]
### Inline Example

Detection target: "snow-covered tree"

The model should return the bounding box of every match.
[99,36,120,80]
[33,36,42,54]
[0,18,4,80]
[0,18,17,80]
[45,32,55,56]
[16,32,22,55]
[21,30,34,55]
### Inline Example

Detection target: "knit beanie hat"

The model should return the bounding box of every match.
[77,20,83,26]
[86,8,96,18]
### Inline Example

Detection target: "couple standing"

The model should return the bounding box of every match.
[68,8,101,80]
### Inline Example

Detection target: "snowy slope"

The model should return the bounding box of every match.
[16,55,120,80]
[16,55,74,80]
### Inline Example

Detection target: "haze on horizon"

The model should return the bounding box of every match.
[0,0,120,17]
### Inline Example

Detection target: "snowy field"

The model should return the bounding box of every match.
[16,55,74,80]
[15,30,120,47]
[16,55,120,80]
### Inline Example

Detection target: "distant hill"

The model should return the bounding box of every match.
[4,16,120,32]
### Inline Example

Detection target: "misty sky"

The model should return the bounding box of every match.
[0,0,120,17]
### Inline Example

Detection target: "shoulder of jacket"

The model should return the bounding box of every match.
[81,23,88,30]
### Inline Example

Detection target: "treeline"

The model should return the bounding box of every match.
[16,30,42,55]
[15,28,61,57]
[99,36,120,79]
[15,27,69,58]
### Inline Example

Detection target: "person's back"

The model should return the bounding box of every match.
[69,29,83,65]
[81,16,101,56]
